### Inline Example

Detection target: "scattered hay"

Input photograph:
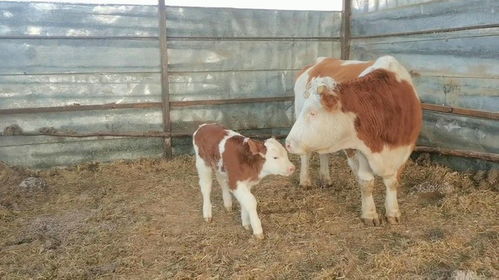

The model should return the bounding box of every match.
[0,154,497,279]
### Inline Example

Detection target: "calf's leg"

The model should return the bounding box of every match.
[195,159,213,222]
[215,172,232,212]
[233,184,263,239]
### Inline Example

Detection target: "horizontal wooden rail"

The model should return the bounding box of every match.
[414,146,499,163]
[1,99,496,120]
[0,35,339,41]
[10,130,498,162]
[421,103,499,120]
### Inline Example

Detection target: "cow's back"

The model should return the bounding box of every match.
[193,124,228,168]
[294,58,374,116]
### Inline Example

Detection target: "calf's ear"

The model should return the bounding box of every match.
[247,139,267,156]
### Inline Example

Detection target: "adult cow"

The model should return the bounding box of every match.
[285,56,422,225]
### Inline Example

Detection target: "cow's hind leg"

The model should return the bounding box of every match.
[215,172,232,212]
[299,153,313,187]
[383,173,401,224]
[346,151,381,226]
[318,153,332,187]
[195,158,213,222]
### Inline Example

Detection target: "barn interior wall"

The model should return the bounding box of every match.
[0,2,341,168]
[350,0,499,170]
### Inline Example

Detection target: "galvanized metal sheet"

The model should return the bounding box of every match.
[0,73,161,109]
[350,28,499,77]
[0,39,160,74]
[0,136,164,169]
[165,7,342,37]
[419,111,499,153]
[0,2,158,36]
[170,101,294,133]
[351,0,498,36]
[0,108,164,134]
[413,76,499,111]
[169,70,296,101]
[167,40,340,72]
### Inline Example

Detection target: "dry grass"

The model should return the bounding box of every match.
[0,154,497,279]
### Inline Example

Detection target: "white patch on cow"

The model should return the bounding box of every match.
[359,55,413,84]
[341,60,366,65]
[361,144,413,178]
[260,138,295,178]
[309,76,338,96]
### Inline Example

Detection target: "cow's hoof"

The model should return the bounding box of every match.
[299,178,313,188]
[243,224,250,231]
[204,217,212,223]
[254,233,265,240]
[318,180,333,189]
[386,216,400,225]
[361,216,382,226]
[225,206,232,212]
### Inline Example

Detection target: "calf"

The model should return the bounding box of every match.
[193,123,295,239]
[286,56,422,225]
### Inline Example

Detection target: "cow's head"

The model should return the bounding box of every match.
[286,76,356,155]
[255,138,295,177]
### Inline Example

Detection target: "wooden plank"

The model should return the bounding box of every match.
[0,102,162,115]
[415,146,499,163]
[170,97,294,107]
[421,103,499,120]
[158,0,171,157]
[340,0,352,60]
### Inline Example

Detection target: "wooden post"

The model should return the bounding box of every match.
[340,0,352,60]
[158,0,172,157]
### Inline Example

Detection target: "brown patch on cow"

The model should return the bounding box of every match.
[319,91,340,112]
[193,124,228,168]
[325,69,422,153]
[222,136,266,189]
[295,64,314,80]
[307,58,374,83]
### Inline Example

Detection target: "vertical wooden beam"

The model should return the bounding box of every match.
[340,0,352,60]
[158,0,172,157]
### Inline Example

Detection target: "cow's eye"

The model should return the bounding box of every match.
[309,111,317,117]
[273,157,278,159]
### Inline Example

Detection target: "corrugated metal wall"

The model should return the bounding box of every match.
[0,2,342,168]
[351,0,499,170]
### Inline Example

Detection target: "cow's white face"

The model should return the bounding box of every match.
[261,138,295,177]
[286,77,356,155]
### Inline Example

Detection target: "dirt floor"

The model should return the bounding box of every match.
[0,153,498,279]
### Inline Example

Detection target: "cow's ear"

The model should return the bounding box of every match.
[320,92,339,111]
[247,139,267,156]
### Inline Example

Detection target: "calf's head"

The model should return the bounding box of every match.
[251,138,295,177]
[286,76,355,155]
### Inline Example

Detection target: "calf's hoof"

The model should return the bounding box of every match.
[225,206,232,212]
[204,217,212,223]
[254,233,265,240]
[243,224,250,231]
[386,216,400,225]
[361,216,382,226]
[299,178,313,188]
[318,179,333,189]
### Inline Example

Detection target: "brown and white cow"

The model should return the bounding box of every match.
[286,56,422,225]
[193,123,295,239]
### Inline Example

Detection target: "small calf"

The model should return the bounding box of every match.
[193,123,295,239]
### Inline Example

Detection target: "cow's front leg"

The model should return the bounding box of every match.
[383,174,401,224]
[233,184,263,239]
[318,153,332,187]
[299,154,312,187]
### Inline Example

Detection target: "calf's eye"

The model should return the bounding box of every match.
[273,157,278,159]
